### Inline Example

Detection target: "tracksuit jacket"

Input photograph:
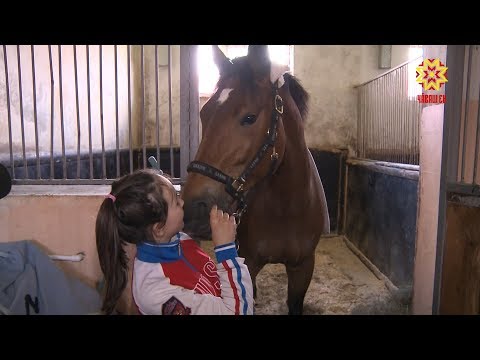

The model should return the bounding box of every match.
[132,232,254,315]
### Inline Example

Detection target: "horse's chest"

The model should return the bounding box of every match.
[238,193,322,262]
[241,223,312,263]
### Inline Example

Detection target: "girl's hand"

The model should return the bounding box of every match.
[210,205,237,247]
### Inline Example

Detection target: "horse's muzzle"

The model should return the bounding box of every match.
[183,199,213,240]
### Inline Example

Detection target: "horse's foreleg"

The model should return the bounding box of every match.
[285,254,315,315]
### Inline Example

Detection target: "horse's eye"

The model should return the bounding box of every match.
[241,114,257,126]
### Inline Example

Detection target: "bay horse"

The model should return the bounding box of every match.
[181,45,330,315]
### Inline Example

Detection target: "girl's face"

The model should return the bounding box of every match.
[157,175,184,241]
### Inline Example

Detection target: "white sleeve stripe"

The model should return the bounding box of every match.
[214,244,236,252]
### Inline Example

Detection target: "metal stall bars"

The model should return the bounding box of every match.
[355,57,423,165]
[0,45,183,185]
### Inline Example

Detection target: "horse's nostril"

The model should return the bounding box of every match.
[196,201,209,217]
[183,199,213,240]
[185,200,209,218]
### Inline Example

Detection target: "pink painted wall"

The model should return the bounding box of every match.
[0,186,107,288]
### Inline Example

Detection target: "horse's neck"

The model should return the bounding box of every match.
[279,108,313,182]
[248,143,312,222]
[246,101,329,232]
[265,119,314,200]
[279,139,313,186]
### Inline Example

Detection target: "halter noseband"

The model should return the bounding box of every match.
[186,82,284,224]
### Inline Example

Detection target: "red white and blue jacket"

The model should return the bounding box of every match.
[132,232,254,315]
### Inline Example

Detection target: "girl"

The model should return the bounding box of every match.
[95,169,254,315]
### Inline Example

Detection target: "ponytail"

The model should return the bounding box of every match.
[95,198,128,315]
[95,169,170,314]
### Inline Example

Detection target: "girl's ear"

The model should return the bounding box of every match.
[151,222,165,240]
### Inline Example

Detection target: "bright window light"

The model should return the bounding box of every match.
[198,45,293,96]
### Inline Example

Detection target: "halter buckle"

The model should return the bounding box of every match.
[231,177,245,193]
[232,202,247,227]
[275,94,284,114]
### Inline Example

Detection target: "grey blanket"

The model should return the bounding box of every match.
[0,240,102,315]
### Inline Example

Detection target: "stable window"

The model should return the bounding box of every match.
[197,45,294,97]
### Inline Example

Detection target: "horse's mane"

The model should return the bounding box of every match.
[216,57,309,122]
[284,72,309,121]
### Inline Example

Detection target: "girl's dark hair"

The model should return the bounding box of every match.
[95,169,170,314]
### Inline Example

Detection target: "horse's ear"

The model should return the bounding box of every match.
[211,45,232,77]
[247,45,271,77]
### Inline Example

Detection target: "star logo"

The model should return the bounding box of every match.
[416,58,448,91]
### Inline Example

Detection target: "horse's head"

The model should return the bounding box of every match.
[182,45,306,240]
